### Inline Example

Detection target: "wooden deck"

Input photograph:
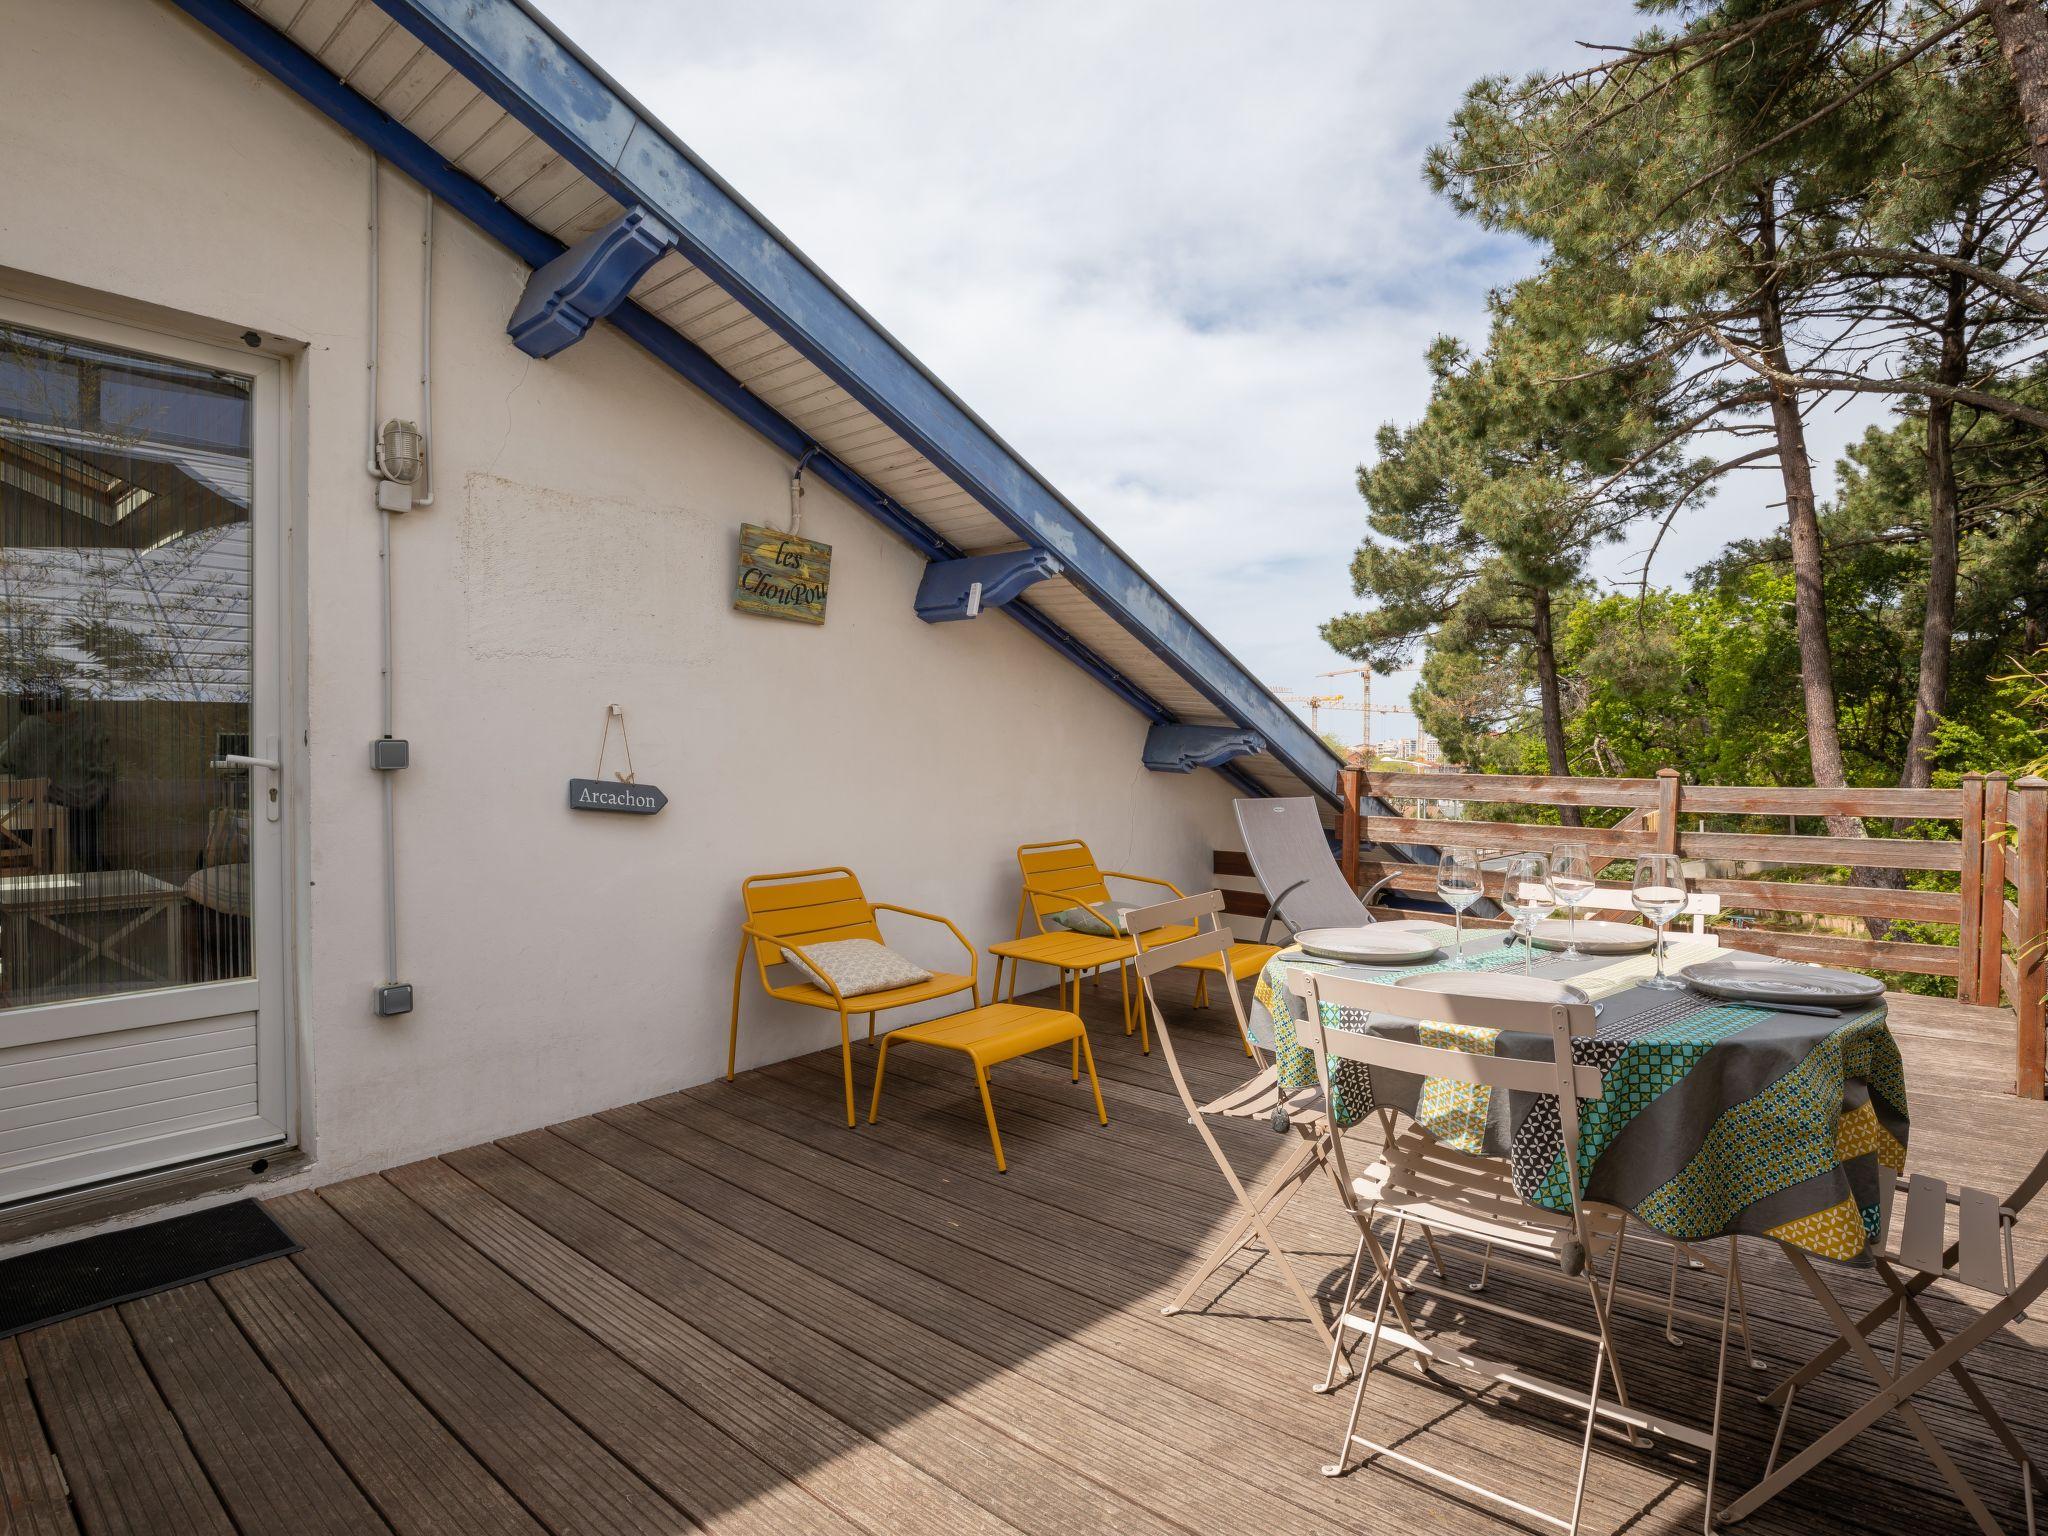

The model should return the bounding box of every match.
[5,974,2044,1536]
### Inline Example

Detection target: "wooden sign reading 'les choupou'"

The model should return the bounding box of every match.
[733,523,831,624]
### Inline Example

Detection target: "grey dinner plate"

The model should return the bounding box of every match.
[1680,953,1885,1005]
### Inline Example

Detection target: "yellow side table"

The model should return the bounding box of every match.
[986,929,1140,1047]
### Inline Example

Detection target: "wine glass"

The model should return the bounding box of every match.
[1633,853,1689,990]
[1550,844,1595,957]
[1436,847,1482,969]
[1500,853,1554,977]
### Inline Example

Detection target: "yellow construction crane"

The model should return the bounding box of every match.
[1316,664,1411,750]
[1272,688,1347,735]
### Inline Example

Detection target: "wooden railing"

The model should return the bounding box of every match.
[1272,767,2046,1097]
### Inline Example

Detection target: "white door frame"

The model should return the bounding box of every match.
[0,292,298,1203]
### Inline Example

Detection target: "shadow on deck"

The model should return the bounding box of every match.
[3,976,2042,1535]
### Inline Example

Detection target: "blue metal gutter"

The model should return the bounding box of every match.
[165,0,1275,803]
[289,0,1348,807]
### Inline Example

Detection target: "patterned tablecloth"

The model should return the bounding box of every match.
[1251,933,1908,1262]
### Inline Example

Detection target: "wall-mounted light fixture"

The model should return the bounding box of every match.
[379,418,423,484]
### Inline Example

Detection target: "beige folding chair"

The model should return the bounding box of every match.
[1723,1147,2048,1534]
[1125,892,1341,1363]
[1290,966,1736,1536]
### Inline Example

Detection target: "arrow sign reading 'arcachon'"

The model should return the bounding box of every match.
[566,778,668,816]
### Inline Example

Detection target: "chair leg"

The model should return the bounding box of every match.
[1325,1253,1395,1477]
[1730,1235,1766,1369]
[1764,1263,1941,1406]
[973,1061,1007,1172]
[837,1010,856,1128]
[1701,1238,1739,1534]
[1119,962,1132,1041]
[1076,1028,1108,1126]
[1071,1035,1080,1081]
[866,1012,876,1042]
[1194,972,1210,1009]
[1723,1248,2011,1535]
[726,932,750,1081]
[1587,1226,1645,1447]
[1174,1133,1322,1292]
[1319,1233,1370,1393]
[1886,1262,2048,1500]
[1566,1338,1608,1536]
[866,1035,895,1124]
[1419,1226,1450,1281]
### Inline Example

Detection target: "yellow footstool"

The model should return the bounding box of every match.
[867,1002,1108,1171]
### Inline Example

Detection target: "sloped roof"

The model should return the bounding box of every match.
[180,0,1349,808]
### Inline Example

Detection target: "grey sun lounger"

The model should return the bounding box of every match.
[1233,797,1403,940]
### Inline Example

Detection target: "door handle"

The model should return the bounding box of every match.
[213,738,282,822]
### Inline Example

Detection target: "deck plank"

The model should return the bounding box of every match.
[428,1146,1187,1536]
[397,1151,1033,1536]
[639,1071,1979,1534]
[538,1107,1677,1533]
[209,1257,548,1536]
[315,1172,863,1536]
[724,995,2048,1527]
[17,1310,233,1536]
[269,1191,696,1536]
[0,1338,78,1536]
[120,1281,389,1535]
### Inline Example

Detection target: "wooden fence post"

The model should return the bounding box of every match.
[1960,772,1985,1005]
[1340,766,1362,894]
[1982,773,2010,1007]
[1655,769,1682,856]
[2012,775,2046,1099]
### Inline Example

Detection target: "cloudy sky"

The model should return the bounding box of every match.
[547,0,1885,750]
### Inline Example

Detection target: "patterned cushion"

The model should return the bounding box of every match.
[1048,904,1127,938]
[785,938,932,997]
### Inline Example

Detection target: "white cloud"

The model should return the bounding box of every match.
[541,0,1859,749]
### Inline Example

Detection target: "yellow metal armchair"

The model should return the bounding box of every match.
[1009,839,1278,1053]
[728,867,978,1126]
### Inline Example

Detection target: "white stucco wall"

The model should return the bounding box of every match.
[0,0,1248,1193]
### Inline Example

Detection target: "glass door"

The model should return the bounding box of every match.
[0,300,288,1205]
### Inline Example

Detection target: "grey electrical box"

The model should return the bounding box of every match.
[374,982,414,1016]
[371,738,410,771]
[376,479,415,513]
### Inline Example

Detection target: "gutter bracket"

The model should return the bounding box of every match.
[1143,723,1265,773]
[915,549,1062,623]
[508,205,678,359]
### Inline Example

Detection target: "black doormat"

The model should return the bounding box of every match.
[0,1199,299,1339]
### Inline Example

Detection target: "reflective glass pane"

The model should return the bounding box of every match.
[0,324,253,1006]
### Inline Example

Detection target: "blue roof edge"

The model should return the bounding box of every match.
[360,0,1345,804]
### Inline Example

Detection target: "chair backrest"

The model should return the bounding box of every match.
[1548,883,1721,938]
[1127,890,1268,1100]
[739,867,880,974]
[1233,797,1370,934]
[1284,965,1603,1218]
[0,778,51,872]
[1015,838,1114,934]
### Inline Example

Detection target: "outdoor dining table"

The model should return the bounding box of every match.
[1252,931,1908,1263]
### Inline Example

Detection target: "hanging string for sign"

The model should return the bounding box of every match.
[566,703,666,816]
[594,703,636,784]
[787,446,821,537]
